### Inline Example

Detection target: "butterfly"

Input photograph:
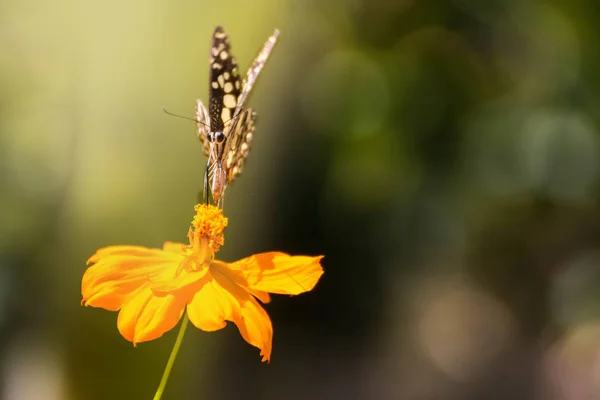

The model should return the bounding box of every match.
[195,26,279,207]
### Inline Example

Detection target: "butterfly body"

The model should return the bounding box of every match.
[197,26,279,206]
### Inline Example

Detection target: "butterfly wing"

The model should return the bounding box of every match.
[223,108,257,183]
[220,29,279,184]
[233,29,280,119]
[195,99,211,157]
[208,26,242,132]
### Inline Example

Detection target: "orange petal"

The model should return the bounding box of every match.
[211,260,271,303]
[82,245,184,311]
[86,245,184,265]
[117,287,186,345]
[226,252,324,295]
[245,289,271,304]
[151,268,209,298]
[187,268,273,362]
[163,241,189,254]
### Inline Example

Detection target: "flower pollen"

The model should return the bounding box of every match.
[190,204,227,255]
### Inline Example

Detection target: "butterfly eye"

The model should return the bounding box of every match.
[215,132,226,143]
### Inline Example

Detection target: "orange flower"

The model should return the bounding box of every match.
[81,204,324,362]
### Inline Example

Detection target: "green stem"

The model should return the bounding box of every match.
[153,314,189,400]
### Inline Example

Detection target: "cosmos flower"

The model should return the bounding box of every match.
[82,204,324,362]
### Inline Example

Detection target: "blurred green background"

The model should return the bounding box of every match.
[2,0,600,399]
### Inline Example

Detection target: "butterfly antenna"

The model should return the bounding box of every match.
[162,107,211,129]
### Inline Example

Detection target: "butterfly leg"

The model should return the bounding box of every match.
[203,159,211,205]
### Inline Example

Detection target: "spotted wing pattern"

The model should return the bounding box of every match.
[223,108,257,182]
[233,29,280,119]
[208,26,242,132]
[195,99,211,157]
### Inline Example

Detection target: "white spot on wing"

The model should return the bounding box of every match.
[221,108,231,123]
[223,94,237,108]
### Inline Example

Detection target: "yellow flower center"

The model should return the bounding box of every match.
[179,204,227,273]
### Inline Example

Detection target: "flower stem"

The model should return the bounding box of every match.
[153,314,189,400]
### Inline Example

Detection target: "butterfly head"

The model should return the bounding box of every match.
[208,131,226,144]
[207,132,225,144]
